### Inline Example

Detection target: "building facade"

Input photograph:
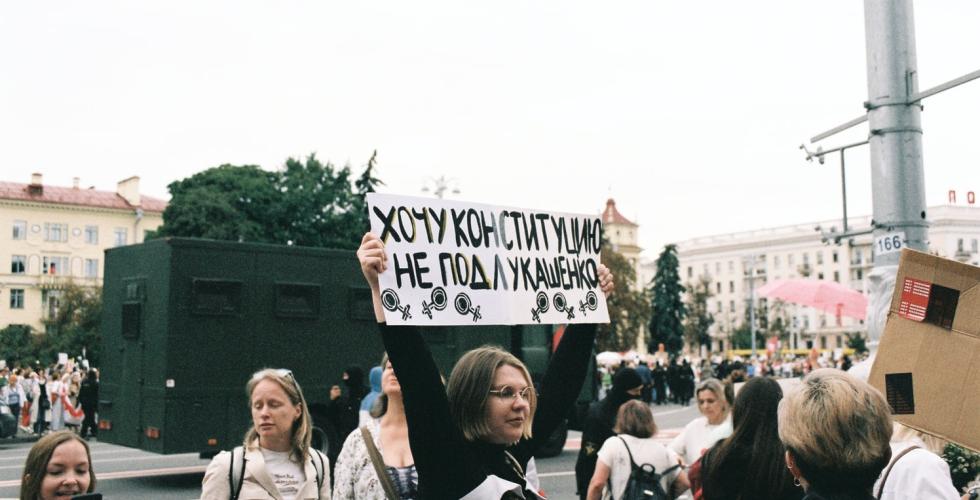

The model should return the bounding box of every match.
[667,204,980,355]
[1,174,166,331]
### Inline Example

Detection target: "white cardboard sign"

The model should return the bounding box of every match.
[367,193,609,326]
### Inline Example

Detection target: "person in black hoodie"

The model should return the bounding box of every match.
[357,232,614,499]
[77,369,99,439]
[325,365,368,474]
[574,367,643,500]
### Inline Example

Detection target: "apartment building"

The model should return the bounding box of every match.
[1,173,166,331]
[662,204,980,354]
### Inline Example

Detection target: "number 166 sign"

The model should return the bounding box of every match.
[875,231,906,257]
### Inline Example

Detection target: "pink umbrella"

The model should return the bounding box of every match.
[756,279,867,320]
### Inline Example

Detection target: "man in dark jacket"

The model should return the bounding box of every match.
[574,368,643,500]
[78,369,99,438]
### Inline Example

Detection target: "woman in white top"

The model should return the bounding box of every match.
[668,378,731,465]
[588,400,688,500]
[333,354,417,499]
[201,368,330,500]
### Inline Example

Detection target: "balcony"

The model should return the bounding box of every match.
[38,274,101,290]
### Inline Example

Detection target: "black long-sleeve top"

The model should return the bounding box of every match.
[381,323,597,500]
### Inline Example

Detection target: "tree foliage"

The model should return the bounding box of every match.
[40,284,103,365]
[648,245,686,355]
[596,244,651,352]
[0,284,103,367]
[682,275,713,351]
[156,152,384,250]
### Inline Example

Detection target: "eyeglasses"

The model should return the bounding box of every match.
[488,386,535,402]
[253,368,306,403]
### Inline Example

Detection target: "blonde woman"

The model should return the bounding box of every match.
[778,369,893,500]
[201,369,330,500]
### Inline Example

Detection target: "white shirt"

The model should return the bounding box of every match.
[873,439,959,500]
[597,434,681,500]
[261,448,307,500]
[668,415,732,465]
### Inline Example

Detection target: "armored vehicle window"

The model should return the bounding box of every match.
[275,283,320,319]
[191,279,243,316]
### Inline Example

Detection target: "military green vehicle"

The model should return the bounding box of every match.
[98,238,593,459]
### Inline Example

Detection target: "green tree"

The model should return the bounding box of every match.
[596,244,651,352]
[846,332,868,354]
[39,284,103,365]
[682,275,713,351]
[0,325,41,366]
[156,153,383,250]
[157,164,280,242]
[731,301,765,350]
[648,245,686,355]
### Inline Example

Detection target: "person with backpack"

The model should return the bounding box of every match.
[201,368,330,500]
[586,400,688,500]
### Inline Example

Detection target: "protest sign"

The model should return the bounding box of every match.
[367,193,609,326]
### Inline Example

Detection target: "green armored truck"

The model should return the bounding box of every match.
[98,238,592,459]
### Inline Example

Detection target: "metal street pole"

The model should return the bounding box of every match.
[863,0,928,345]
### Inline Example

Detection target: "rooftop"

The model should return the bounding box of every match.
[0,179,167,213]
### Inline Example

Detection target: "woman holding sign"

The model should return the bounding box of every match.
[357,232,614,500]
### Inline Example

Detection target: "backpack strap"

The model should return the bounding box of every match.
[875,445,920,500]
[229,446,247,500]
[310,448,326,497]
[616,436,638,470]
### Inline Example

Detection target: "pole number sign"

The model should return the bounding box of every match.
[874,231,906,257]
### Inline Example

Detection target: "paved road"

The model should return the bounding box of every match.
[0,403,700,499]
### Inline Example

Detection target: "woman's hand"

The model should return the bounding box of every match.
[357,232,389,322]
[598,264,614,297]
[357,232,387,288]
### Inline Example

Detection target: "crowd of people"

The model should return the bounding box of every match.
[0,361,99,440]
[12,231,976,499]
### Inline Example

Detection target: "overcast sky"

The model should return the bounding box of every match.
[2,1,978,259]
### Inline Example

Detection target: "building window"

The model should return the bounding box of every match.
[84,259,99,278]
[11,255,26,274]
[836,335,843,348]
[973,239,979,253]
[728,261,734,273]
[788,254,795,266]
[729,281,735,293]
[85,226,99,245]
[42,290,62,319]
[12,220,27,240]
[716,282,722,294]
[42,256,70,275]
[687,267,693,279]
[833,271,840,283]
[773,255,780,269]
[832,251,839,263]
[818,272,825,280]
[816,252,824,265]
[820,336,827,349]
[716,301,723,313]
[803,253,810,265]
[114,228,128,247]
[857,269,863,280]
[702,263,709,276]
[44,223,68,242]
[715,262,721,274]
[729,300,736,313]
[10,289,24,309]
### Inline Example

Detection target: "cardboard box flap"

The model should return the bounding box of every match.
[890,249,980,337]
[871,249,980,452]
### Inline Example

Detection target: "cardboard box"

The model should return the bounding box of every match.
[869,249,980,452]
